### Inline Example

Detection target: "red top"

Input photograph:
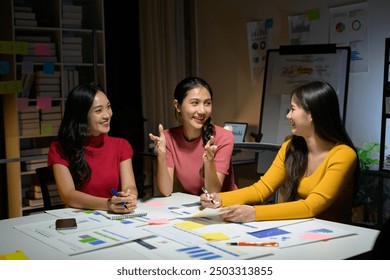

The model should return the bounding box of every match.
[48,134,133,198]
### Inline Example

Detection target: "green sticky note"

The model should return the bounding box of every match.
[41,123,53,135]
[307,9,320,21]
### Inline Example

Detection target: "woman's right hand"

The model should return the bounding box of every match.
[149,124,166,155]
[200,192,222,208]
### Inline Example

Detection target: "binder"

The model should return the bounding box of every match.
[96,209,147,220]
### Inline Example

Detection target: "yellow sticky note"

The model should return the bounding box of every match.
[0,250,29,260]
[175,221,205,230]
[0,80,23,94]
[200,232,230,241]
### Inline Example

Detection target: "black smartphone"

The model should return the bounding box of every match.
[55,218,77,230]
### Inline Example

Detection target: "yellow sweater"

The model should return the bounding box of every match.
[220,140,358,223]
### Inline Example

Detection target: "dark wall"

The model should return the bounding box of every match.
[0,97,8,219]
[104,1,145,196]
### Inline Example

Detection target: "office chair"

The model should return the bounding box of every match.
[35,166,64,210]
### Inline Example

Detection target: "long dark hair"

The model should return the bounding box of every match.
[283,81,360,201]
[57,84,102,187]
[174,76,215,145]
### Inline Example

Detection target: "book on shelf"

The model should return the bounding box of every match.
[41,119,61,127]
[35,71,60,78]
[20,72,34,98]
[14,6,33,13]
[62,18,82,28]
[28,188,59,199]
[62,36,82,44]
[41,112,62,121]
[19,118,40,125]
[35,77,61,85]
[30,183,57,193]
[22,56,57,63]
[19,128,40,137]
[19,122,39,130]
[62,5,82,13]
[23,198,43,207]
[62,43,82,51]
[14,12,36,20]
[62,50,82,57]
[15,19,37,27]
[18,111,39,120]
[16,35,51,43]
[35,84,61,92]
[62,12,82,19]
[63,56,83,63]
[20,147,50,157]
[22,159,48,171]
[36,91,61,98]
[41,106,61,113]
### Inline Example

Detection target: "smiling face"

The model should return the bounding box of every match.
[286,96,313,138]
[87,91,112,136]
[174,86,212,140]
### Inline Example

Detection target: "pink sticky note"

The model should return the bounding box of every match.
[147,201,168,207]
[35,43,51,56]
[36,96,52,109]
[17,98,29,110]
[148,218,169,225]
[299,232,333,241]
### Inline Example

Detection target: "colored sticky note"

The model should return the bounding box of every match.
[147,201,168,207]
[0,80,23,94]
[265,18,273,29]
[40,123,53,136]
[148,218,169,225]
[0,41,28,55]
[200,232,230,241]
[35,43,51,56]
[43,61,55,74]
[21,61,34,74]
[175,221,205,230]
[17,98,29,110]
[307,9,320,20]
[37,96,52,109]
[0,250,29,260]
[0,61,9,74]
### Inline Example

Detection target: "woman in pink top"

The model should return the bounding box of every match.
[149,77,237,196]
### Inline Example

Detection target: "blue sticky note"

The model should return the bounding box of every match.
[0,61,9,74]
[248,227,290,238]
[43,61,55,74]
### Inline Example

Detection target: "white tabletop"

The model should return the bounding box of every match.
[0,192,380,260]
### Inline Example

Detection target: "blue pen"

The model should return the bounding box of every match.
[111,188,128,209]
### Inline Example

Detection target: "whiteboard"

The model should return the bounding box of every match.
[258,44,351,145]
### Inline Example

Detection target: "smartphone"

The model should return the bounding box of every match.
[55,218,77,230]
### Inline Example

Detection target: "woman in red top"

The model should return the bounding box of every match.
[48,84,138,213]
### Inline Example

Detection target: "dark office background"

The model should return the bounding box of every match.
[104,1,145,197]
[0,1,145,219]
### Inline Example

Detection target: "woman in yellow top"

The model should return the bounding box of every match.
[200,81,360,224]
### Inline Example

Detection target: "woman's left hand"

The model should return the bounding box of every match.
[203,136,217,162]
[219,205,256,223]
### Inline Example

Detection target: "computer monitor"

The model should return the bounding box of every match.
[223,122,248,143]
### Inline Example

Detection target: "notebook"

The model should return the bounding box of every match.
[96,209,147,220]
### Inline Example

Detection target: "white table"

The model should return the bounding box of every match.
[0,192,380,260]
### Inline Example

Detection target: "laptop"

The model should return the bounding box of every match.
[223,122,248,143]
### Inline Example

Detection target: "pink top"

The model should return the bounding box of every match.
[164,125,237,195]
[48,134,133,198]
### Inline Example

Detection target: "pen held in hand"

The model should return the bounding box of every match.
[111,188,129,210]
[226,241,279,247]
[202,187,216,204]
